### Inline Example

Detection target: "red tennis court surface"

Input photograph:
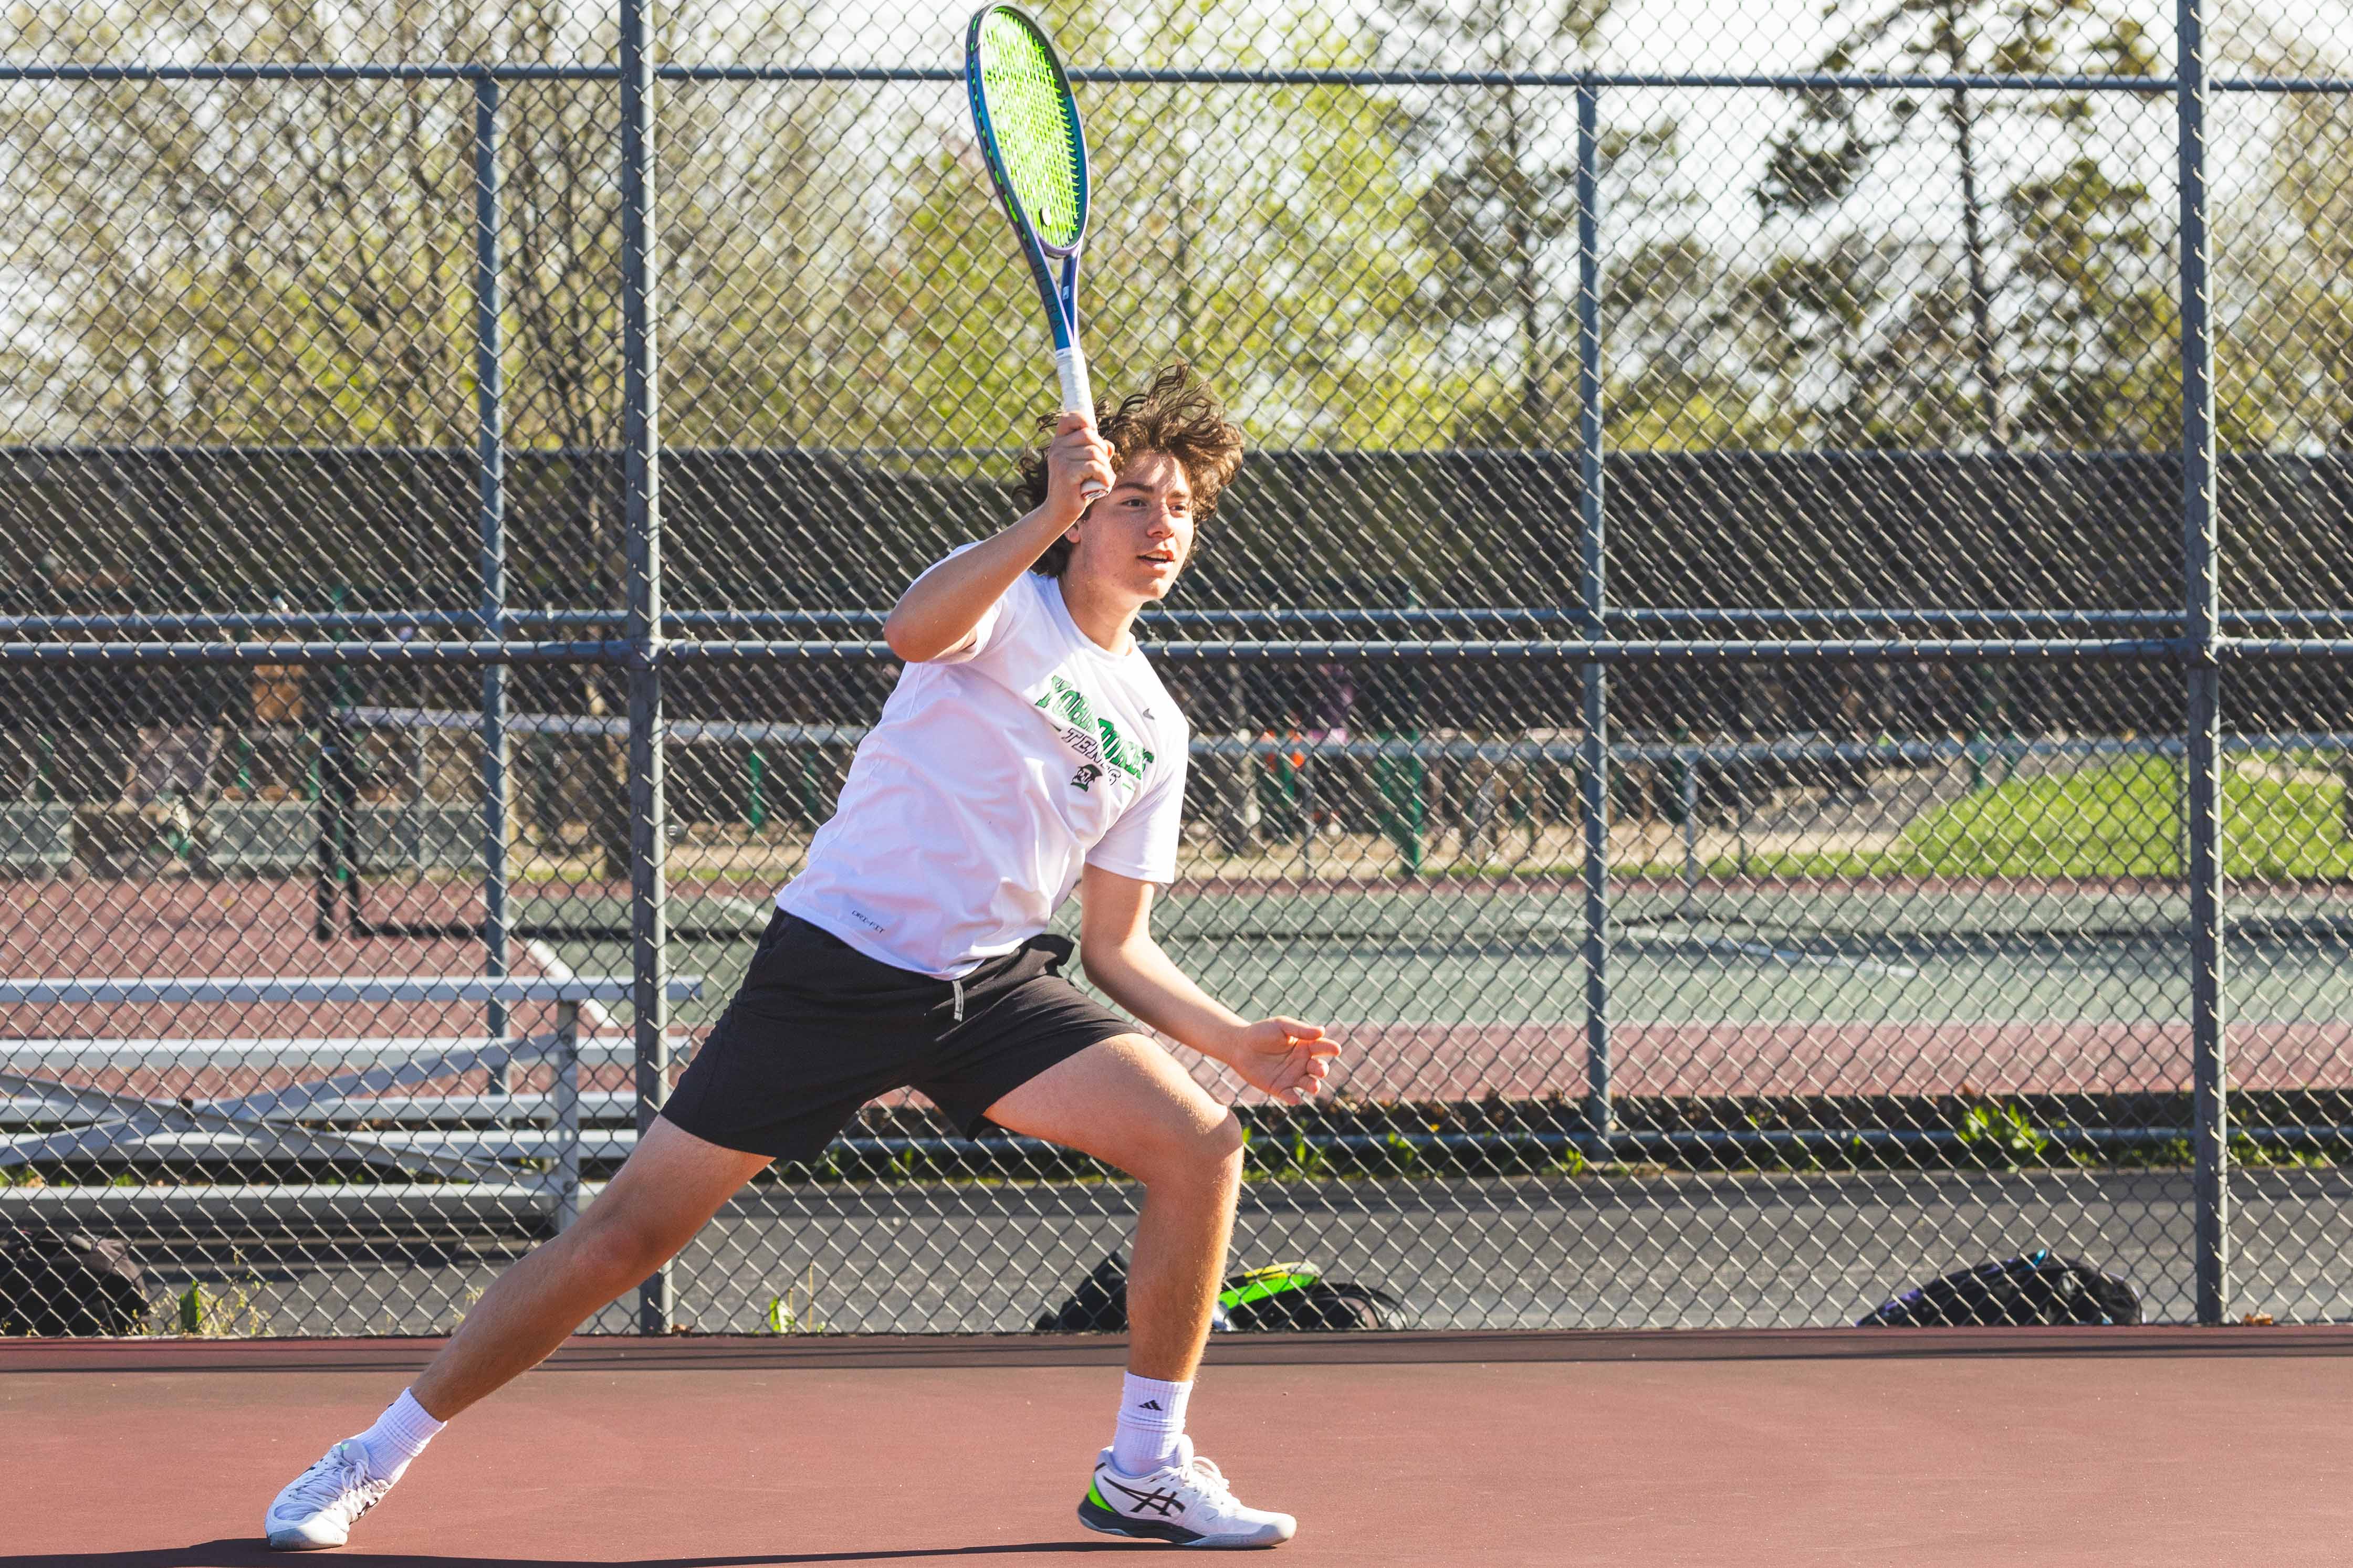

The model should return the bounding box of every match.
[1327,1019,2353,1097]
[10,1327,2353,1565]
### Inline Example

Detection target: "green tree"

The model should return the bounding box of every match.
[1101,75,1434,448]
[853,1,1434,454]
[2002,156,2174,446]
[2221,31,2353,448]
[1597,120,1807,450]
[1756,0,2159,447]
[658,79,887,449]
[3,0,504,447]
[1375,0,1612,445]
[0,0,865,875]
[1725,237,1904,447]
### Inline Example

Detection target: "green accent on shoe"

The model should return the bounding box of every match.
[1084,1480,1111,1512]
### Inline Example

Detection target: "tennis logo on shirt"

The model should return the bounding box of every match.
[1035,676,1154,788]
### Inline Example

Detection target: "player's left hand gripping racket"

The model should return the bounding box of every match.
[965,5,1104,499]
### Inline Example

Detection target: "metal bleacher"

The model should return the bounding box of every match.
[1,975,703,1232]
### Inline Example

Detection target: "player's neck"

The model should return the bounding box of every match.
[1055,573,1142,657]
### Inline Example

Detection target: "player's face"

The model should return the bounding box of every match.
[1066,450,1195,602]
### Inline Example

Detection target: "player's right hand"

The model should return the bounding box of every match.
[1227,1016,1341,1107]
[1044,412,1115,520]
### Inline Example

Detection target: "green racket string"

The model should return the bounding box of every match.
[977,9,1083,249]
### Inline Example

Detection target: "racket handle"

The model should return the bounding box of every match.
[1054,346,1106,501]
[1054,345,1095,419]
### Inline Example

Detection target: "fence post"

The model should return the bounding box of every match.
[312,703,352,941]
[472,75,513,1072]
[549,999,582,1232]
[1298,754,1315,877]
[619,0,674,1336]
[1575,77,1612,1150]
[2177,0,2229,1326]
[1679,748,1700,919]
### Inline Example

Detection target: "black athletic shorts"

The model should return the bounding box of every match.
[661,910,1138,1162]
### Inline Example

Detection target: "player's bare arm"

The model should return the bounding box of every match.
[883,414,1113,662]
[1077,864,1340,1106]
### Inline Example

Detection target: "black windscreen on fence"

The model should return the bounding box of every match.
[8,448,2347,749]
[2,446,2304,617]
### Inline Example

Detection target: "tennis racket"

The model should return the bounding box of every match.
[964,4,1104,499]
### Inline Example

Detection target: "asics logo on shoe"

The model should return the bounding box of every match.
[1101,1475,1185,1517]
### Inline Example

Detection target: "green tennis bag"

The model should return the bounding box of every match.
[1035,1250,1403,1332]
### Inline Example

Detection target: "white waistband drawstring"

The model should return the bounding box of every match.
[951,977,965,1023]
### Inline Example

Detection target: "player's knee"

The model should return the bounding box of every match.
[1159,1109,1243,1186]
[567,1207,674,1289]
[1204,1110,1247,1168]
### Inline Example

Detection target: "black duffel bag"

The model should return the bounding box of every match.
[0,1225,153,1336]
[1859,1250,2140,1328]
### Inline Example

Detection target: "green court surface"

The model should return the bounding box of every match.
[524,880,2353,1099]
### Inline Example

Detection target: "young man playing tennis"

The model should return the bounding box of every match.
[264,365,1334,1552]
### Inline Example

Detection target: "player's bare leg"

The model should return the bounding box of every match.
[989,1033,1239,1377]
[986,1035,1294,1548]
[264,1119,769,1548]
[412,1118,771,1416]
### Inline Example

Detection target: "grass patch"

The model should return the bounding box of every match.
[1886,756,2353,880]
[1899,756,2185,878]
[174,1273,273,1337]
[1640,757,2353,882]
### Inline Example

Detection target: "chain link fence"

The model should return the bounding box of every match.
[3,0,2350,1336]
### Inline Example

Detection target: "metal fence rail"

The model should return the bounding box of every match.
[3,0,2351,1335]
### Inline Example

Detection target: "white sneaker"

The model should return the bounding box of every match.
[1078,1435,1296,1549]
[264,1439,401,1550]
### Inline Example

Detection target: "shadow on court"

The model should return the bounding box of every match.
[32,1545,1127,1567]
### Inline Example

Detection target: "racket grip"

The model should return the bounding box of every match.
[1055,345,1095,422]
[1055,346,1106,501]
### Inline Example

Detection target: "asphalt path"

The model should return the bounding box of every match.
[127,1165,2353,1337]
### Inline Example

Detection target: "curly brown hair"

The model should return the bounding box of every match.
[1015,362,1246,578]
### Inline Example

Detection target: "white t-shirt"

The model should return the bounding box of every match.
[776,555,1191,978]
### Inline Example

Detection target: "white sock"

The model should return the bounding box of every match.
[353,1388,445,1479]
[1110,1372,1190,1476]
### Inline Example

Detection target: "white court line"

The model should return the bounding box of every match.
[1617,922,1919,980]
